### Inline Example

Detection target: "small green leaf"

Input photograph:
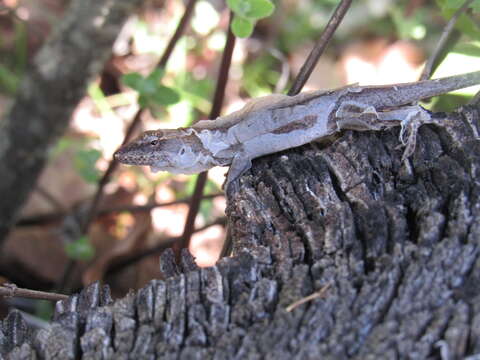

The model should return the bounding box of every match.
[226,0,248,17]
[437,0,480,40]
[64,236,95,261]
[138,94,150,108]
[473,0,480,11]
[149,68,166,82]
[453,42,480,57]
[35,300,54,321]
[0,64,19,94]
[232,16,255,38]
[153,85,180,105]
[142,76,160,94]
[121,73,144,90]
[123,70,180,109]
[442,0,480,10]
[444,0,466,9]
[74,149,101,183]
[245,0,275,19]
[227,0,274,19]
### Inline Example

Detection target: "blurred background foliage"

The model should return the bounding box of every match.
[0,0,479,319]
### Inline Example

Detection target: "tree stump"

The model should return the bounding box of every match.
[2,105,480,359]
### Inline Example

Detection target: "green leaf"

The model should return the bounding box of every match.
[444,0,466,9]
[14,21,27,74]
[138,94,150,108]
[442,0,480,10]
[473,0,480,11]
[244,0,275,19]
[199,198,214,220]
[74,149,101,183]
[150,85,180,105]
[149,68,166,82]
[64,236,95,261]
[227,0,274,19]
[436,0,480,40]
[231,16,255,38]
[390,6,427,40]
[35,300,54,321]
[142,76,160,94]
[226,0,249,17]
[454,14,480,39]
[0,64,19,94]
[453,42,480,57]
[121,73,144,90]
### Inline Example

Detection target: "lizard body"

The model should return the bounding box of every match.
[114,71,480,189]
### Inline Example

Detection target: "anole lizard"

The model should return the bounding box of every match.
[115,71,480,192]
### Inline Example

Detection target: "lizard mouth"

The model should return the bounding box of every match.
[114,146,153,166]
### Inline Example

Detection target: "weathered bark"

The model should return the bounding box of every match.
[2,105,480,359]
[0,0,144,245]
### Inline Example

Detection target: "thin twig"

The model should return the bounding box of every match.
[16,193,224,226]
[469,90,480,106]
[81,0,198,235]
[175,12,236,258]
[419,0,474,81]
[285,283,331,312]
[157,0,197,68]
[100,192,223,214]
[35,185,66,212]
[288,0,353,96]
[0,284,69,301]
[58,0,198,294]
[107,217,226,275]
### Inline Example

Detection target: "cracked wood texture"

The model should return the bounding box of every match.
[0,0,143,245]
[2,105,480,359]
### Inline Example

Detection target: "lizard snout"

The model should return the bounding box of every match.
[113,142,157,166]
[113,147,127,162]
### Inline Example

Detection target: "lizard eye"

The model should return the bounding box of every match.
[180,148,186,155]
[150,140,158,146]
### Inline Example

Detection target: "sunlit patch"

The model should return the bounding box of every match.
[377,42,421,84]
[71,97,125,158]
[208,166,229,189]
[4,0,18,7]
[151,185,188,236]
[190,225,225,267]
[16,6,29,20]
[411,25,426,40]
[115,212,136,239]
[207,31,226,51]
[192,1,220,35]
[117,171,139,191]
[433,52,480,95]
[342,40,423,85]
[343,56,377,85]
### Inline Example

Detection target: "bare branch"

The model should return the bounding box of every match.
[176,12,236,257]
[288,0,353,96]
[107,217,226,275]
[419,0,474,81]
[0,284,68,301]
[81,0,199,235]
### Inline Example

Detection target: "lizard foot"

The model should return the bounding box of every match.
[399,107,432,161]
[225,179,240,199]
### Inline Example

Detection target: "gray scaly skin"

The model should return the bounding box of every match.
[115,71,480,192]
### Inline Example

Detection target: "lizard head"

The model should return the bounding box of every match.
[114,129,212,174]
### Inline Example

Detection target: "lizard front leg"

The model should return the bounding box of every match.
[335,101,435,160]
[224,153,253,197]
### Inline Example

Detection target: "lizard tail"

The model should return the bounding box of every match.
[357,70,480,108]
